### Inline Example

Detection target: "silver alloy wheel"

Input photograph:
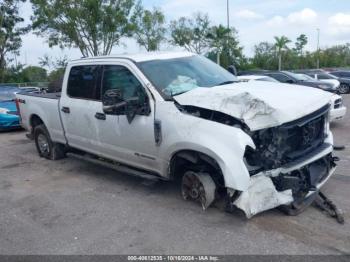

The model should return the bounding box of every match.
[37,133,49,155]
[339,84,349,94]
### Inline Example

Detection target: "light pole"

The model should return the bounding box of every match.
[317,28,320,69]
[227,0,230,29]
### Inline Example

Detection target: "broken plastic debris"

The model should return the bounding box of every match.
[234,174,293,218]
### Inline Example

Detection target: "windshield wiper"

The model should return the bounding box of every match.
[217,80,236,86]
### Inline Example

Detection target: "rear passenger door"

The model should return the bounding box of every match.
[59,64,102,153]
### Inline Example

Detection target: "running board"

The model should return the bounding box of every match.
[67,152,162,181]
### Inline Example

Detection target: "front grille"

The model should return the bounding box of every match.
[281,114,325,159]
[245,104,330,170]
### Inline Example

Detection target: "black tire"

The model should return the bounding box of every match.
[34,124,66,160]
[338,83,349,94]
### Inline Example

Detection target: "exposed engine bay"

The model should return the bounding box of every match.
[244,104,330,172]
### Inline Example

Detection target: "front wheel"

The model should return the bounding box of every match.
[34,124,65,160]
[338,83,349,94]
[181,171,216,210]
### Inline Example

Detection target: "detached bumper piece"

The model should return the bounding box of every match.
[276,155,344,223]
[314,191,344,224]
[232,154,341,220]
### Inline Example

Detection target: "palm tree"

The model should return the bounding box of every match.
[274,36,291,71]
[207,25,231,65]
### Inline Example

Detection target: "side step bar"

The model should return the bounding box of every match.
[67,152,163,181]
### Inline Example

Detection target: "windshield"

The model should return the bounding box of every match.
[257,76,279,82]
[282,71,306,81]
[137,55,238,98]
[296,74,314,81]
[319,73,338,79]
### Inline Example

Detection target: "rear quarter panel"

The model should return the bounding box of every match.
[16,93,66,143]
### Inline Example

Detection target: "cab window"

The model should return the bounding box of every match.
[101,65,146,103]
[67,65,101,100]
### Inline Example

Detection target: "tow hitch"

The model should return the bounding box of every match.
[314,191,345,224]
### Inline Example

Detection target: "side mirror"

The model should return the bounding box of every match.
[286,79,294,84]
[102,88,149,123]
[227,65,237,76]
[102,89,125,114]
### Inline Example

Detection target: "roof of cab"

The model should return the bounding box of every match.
[69,51,194,64]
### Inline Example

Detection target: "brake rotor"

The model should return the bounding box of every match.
[181,171,216,210]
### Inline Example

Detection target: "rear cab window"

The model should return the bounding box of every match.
[67,65,102,100]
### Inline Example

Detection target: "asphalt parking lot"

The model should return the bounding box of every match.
[0,96,350,255]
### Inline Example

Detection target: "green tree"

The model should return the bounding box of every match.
[31,0,135,56]
[274,36,291,71]
[21,66,47,82]
[207,25,229,65]
[295,34,308,56]
[205,25,244,68]
[38,54,52,70]
[39,54,68,70]
[206,26,243,68]
[0,0,30,82]
[131,3,166,51]
[251,42,277,69]
[170,13,211,54]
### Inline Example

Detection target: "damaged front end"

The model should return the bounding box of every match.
[230,104,338,218]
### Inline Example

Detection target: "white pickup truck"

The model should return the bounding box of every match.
[16,52,338,218]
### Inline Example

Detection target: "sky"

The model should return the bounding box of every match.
[16,0,350,67]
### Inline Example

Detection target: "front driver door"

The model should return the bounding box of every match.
[95,64,160,173]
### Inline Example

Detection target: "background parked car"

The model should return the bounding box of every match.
[237,75,279,83]
[0,86,39,131]
[329,70,350,79]
[329,94,347,122]
[241,71,337,93]
[327,70,350,94]
[295,69,350,94]
[237,74,346,123]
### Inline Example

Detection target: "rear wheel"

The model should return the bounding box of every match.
[181,171,216,210]
[34,124,65,160]
[338,83,349,94]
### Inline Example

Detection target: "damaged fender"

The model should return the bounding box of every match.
[156,102,255,191]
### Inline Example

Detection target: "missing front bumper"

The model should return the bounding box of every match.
[232,154,337,219]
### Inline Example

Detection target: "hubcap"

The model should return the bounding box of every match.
[37,134,49,154]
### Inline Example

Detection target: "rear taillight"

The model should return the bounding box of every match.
[15,98,22,122]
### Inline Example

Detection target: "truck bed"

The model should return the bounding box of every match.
[17,91,61,99]
[16,91,66,144]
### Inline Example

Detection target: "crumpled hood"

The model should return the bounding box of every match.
[174,81,333,130]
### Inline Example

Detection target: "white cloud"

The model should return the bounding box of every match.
[235,10,263,20]
[328,13,350,26]
[327,13,350,38]
[266,8,317,28]
[266,16,284,27]
[287,8,318,25]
